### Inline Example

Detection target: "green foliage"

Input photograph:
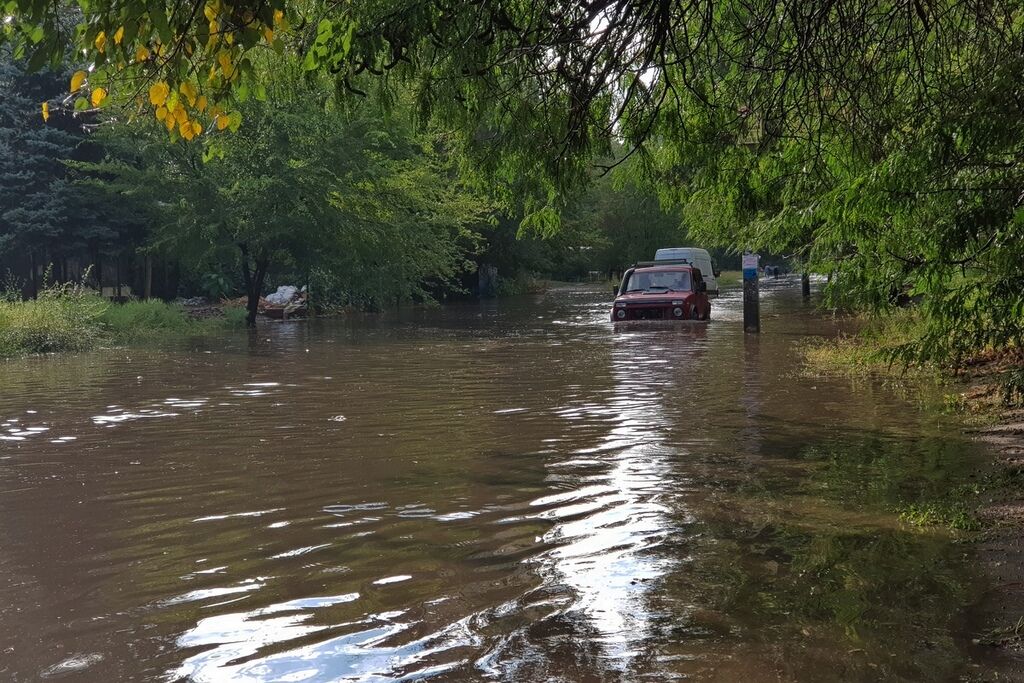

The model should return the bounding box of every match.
[199,272,234,300]
[82,66,490,315]
[493,273,546,298]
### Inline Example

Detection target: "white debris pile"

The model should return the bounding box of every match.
[264,285,301,305]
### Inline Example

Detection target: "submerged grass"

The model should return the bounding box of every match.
[802,309,1024,532]
[0,284,241,358]
[802,310,935,379]
[899,498,982,532]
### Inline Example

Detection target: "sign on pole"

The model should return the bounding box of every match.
[743,253,760,333]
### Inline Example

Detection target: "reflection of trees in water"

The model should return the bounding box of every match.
[672,433,980,681]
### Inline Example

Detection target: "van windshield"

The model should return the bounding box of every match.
[624,270,691,292]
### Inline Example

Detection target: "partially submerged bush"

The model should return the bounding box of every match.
[0,282,107,356]
[0,283,243,358]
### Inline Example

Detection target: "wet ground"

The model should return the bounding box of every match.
[0,279,998,681]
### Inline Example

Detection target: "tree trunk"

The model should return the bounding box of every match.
[240,243,269,328]
[29,249,37,298]
[144,254,153,299]
[116,254,122,299]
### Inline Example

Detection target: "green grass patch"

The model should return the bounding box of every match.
[98,299,202,341]
[222,305,248,326]
[716,270,743,287]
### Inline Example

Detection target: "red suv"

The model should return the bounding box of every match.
[611,262,712,322]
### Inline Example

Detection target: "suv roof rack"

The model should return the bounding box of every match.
[632,259,689,268]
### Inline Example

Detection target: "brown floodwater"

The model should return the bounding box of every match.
[0,279,996,681]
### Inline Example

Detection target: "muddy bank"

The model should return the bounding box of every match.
[927,355,1024,678]
[964,410,1024,679]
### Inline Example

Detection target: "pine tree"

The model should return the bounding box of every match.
[0,48,84,294]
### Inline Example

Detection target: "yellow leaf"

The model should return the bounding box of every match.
[179,119,193,140]
[273,9,284,24]
[179,81,197,106]
[203,4,216,21]
[196,95,208,112]
[135,46,150,62]
[217,51,234,78]
[174,106,188,124]
[164,114,175,131]
[41,102,49,122]
[263,27,274,43]
[215,113,229,130]
[148,81,169,106]
[95,31,107,53]
[191,120,202,137]
[91,87,107,107]
[155,105,167,121]
[224,32,234,45]
[114,26,124,45]
[70,70,87,92]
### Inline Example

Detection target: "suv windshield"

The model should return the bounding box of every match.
[623,270,691,292]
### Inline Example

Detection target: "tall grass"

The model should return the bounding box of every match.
[0,282,107,356]
[0,282,242,358]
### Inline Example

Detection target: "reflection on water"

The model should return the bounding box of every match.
[0,279,991,681]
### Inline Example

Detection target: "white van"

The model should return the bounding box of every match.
[654,248,720,296]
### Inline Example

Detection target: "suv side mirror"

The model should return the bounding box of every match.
[713,269,721,278]
[611,285,618,299]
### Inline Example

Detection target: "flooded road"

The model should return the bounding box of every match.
[0,280,994,681]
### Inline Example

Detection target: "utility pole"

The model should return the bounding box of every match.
[743,252,760,333]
